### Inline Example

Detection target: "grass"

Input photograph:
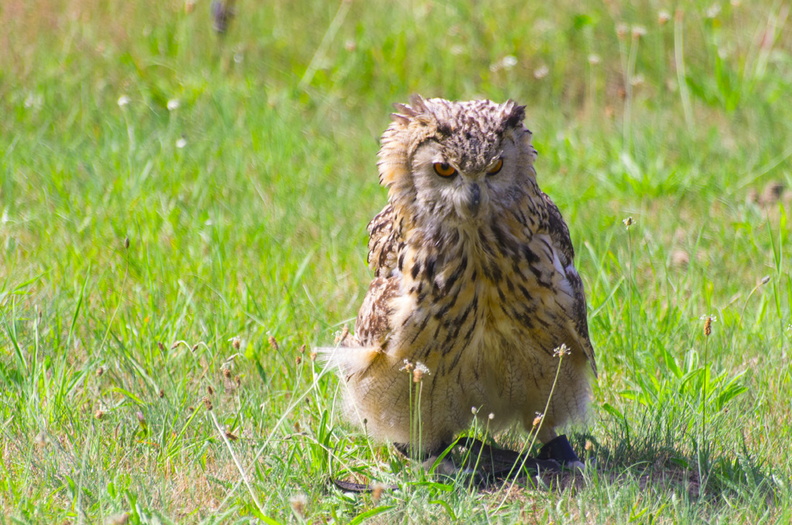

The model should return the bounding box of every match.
[2,0,792,522]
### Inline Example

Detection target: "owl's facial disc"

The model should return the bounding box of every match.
[440,165,493,222]
[412,142,508,223]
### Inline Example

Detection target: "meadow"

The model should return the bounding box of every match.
[1,0,791,522]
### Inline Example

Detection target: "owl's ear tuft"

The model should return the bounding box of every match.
[408,94,428,113]
[391,96,425,125]
[390,112,411,126]
[392,94,428,122]
[502,101,526,130]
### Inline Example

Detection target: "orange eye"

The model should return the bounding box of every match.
[433,162,457,177]
[486,158,503,175]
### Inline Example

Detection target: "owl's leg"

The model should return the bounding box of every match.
[536,426,558,443]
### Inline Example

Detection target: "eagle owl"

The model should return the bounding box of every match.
[331,95,596,460]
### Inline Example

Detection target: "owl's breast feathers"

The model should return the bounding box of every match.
[355,192,596,377]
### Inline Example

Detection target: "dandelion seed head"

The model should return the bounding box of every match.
[167,99,180,111]
[289,493,308,518]
[490,55,518,72]
[106,512,130,525]
[176,137,187,149]
[400,359,415,372]
[502,55,518,69]
[534,65,549,79]
[34,432,49,448]
[372,483,385,502]
[553,343,571,358]
[335,325,350,344]
[117,95,130,107]
[413,361,430,382]
[24,92,43,110]
[671,249,690,267]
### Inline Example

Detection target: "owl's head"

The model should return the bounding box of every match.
[378,95,538,228]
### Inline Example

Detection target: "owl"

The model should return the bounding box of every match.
[330,95,596,468]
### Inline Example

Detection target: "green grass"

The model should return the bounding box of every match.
[2,0,792,522]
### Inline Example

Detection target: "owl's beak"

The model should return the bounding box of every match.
[465,182,482,217]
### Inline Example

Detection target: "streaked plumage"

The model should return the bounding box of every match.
[331,95,595,456]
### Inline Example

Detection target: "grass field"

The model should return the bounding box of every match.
[2,0,792,522]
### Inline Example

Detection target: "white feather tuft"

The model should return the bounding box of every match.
[315,345,381,377]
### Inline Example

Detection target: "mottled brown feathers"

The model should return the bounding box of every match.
[366,204,400,278]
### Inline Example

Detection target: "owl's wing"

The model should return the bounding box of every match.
[334,206,403,376]
[367,204,402,278]
[353,275,400,348]
[540,191,575,262]
[540,191,597,376]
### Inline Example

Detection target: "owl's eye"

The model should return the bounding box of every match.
[433,162,457,178]
[486,158,504,175]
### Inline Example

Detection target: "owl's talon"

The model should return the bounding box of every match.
[537,434,584,469]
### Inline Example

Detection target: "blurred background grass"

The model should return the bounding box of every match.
[1,0,791,523]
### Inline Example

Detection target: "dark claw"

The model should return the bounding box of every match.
[457,438,561,485]
[537,434,584,469]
